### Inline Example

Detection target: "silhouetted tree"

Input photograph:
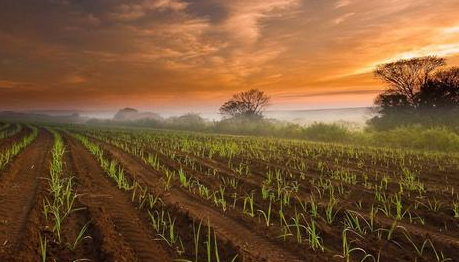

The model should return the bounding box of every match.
[433,67,459,86]
[219,89,270,119]
[370,57,459,129]
[374,56,445,106]
[418,67,459,109]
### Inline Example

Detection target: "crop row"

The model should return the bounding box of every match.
[0,123,21,140]
[69,126,458,261]
[0,125,38,171]
[39,129,87,261]
[70,131,240,262]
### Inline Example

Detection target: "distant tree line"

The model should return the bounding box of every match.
[216,57,459,131]
[88,56,459,142]
[85,81,459,152]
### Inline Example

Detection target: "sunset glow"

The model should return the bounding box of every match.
[1,0,458,113]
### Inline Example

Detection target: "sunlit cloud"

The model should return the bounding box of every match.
[332,12,356,25]
[353,39,459,75]
[0,0,458,111]
[110,0,188,21]
[278,89,381,98]
[0,80,37,89]
[62,74,87,84]
[0,80,18,89]
[443,26,459,34]
[221,0,300,44]
[334,0,352,9]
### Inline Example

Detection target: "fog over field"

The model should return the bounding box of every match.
[23,107,375,126]
[265,107,374,125]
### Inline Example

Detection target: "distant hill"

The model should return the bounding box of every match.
[0,111,87,124]
[113,108,162,122]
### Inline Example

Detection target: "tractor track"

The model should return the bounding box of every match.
[0,129,53,260]
[65,134,174,262]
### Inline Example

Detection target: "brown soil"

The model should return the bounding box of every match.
[0,129,53,261]
[103,136,459,262]
[64,134,175,262]
[96,139,313,262]
[0,125,30,151]
[1,127,458,262]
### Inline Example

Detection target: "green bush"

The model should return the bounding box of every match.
[88,113,459,153]
[301,123,354,142]
[369,125,459,152]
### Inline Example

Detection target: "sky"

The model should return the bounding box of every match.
[0,0,459,115]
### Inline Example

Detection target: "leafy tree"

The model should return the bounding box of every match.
[370,57,459,130]
[219,89,270,119]
[418,68,459,109]
[374,56,445,105]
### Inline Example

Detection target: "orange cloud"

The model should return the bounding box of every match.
[0,0,458,112]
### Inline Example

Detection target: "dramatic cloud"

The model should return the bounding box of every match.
[0,0,458,112]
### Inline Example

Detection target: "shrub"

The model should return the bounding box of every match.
[370,125,459,152]
[301,123,354,142]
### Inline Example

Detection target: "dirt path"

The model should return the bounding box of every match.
[0,129,52,259]
[98,140,314,262]
[65,134,174,262]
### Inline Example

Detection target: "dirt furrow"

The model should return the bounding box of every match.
[0,129,52,259]
[0,125,29,151]
[65,134,174,262]
[94,135,459,261]
[97,140,312,262]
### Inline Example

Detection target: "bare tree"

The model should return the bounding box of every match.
[374,56,445,105]
[219,89,270,118]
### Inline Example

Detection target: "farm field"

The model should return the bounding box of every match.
[0,123,458,262]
